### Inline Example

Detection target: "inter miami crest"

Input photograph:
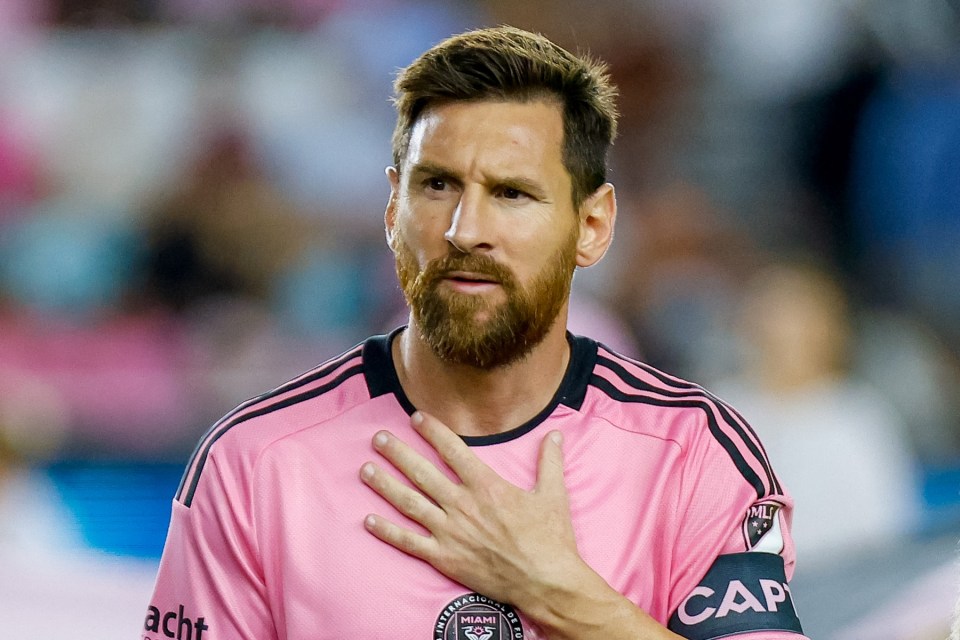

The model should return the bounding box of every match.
[435,593,524,640]
[742,500,783,550]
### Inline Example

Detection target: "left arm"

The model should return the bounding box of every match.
[359,411,683,640]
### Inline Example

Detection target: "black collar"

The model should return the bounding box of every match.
[362,326,597,445]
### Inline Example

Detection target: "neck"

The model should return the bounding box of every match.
[392,317,572,437]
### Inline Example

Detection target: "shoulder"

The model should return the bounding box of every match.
[583,341,784,501]
[174,340,372,508]
[585,341,748,441]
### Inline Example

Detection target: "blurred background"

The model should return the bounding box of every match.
[0,0,958,637]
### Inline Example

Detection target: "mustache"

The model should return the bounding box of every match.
[418,252,516,286]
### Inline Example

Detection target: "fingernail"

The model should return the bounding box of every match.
[364,515,376,530]
[550,431,563,445]
[373,432,389,449]
[360,463,375,481]
[411,411,424,427]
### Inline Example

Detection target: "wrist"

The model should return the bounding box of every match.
[513,561,681,640]
[513,560,615,635]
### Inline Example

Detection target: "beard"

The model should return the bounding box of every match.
[393,228,578,369]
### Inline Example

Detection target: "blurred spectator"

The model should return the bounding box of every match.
[610,183,759,381]
[848,65,960,352]
[790,55,885,277]
[135,122,364,408]
[138,124,313,313]
[853,308,960,466]
[714,261,919,567]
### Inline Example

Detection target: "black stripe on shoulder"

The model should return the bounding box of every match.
[590,374,767,499]
[596,354,781,495]
[590,357,782,498]
[177,346,364,508]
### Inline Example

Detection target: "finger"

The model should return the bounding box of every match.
[360,462,445,530]
[372,429,460,506]
[363,513,439,562]
[535,430,567,496]
[411,411,490,486]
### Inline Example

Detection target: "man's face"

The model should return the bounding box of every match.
[386,99,583,369]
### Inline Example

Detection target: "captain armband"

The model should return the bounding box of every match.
[668,552,803,640]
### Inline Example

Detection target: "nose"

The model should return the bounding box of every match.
[444,187,492,254]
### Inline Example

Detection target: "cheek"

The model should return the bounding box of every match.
[395,207,450,254]
[392,224,440,283]
[513,224,578,279]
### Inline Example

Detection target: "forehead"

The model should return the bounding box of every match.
[405,99,567,181]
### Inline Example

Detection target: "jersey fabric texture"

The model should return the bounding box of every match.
[144,328,808,640]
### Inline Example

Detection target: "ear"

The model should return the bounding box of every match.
[384,166,400,249]
[575,183,616,268]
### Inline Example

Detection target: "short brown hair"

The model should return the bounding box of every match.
[391,26,619,208]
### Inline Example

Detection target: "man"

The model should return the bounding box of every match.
[143,26,808,640]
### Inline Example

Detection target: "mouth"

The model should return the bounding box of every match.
[439,270,504,295]
[444,270,501,285]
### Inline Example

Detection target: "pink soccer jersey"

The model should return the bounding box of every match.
[143,329,808,640]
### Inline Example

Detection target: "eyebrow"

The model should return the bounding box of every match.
[407,162,548,199]
[407,162,459,183]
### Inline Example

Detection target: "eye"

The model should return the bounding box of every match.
[499,186,530,201]
[426,177,446,191]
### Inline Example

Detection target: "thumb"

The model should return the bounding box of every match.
[535,430,567,495]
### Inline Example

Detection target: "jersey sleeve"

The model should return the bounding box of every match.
[664,409,809,640]
[142,453,276,640]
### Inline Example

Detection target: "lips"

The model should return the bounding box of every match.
[444,270,500,284]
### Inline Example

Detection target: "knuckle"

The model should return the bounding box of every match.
[410,469,429,489]
[394,529,428,559]
[384,524,403,544]
[400,492,424,517]
[431,548,454,573]
[379,521,403,544]
[437,443,461,463]
[374,473,395,496]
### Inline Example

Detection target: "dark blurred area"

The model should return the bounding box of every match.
[0,1,958,638]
